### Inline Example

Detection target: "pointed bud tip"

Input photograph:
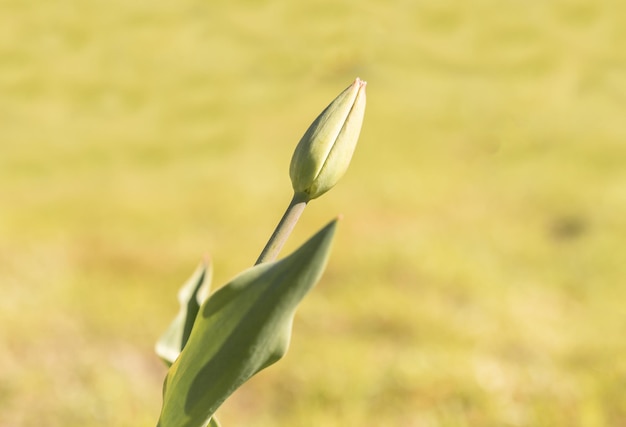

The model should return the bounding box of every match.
[355,77,367,88]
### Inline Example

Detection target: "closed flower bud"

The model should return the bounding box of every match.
[289,78,367,200]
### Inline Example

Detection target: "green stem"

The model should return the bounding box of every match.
[255,192,309,265]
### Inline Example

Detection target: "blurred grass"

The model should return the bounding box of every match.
[1,0,626,426]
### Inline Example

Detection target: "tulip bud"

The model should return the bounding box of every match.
[289,78,367,200]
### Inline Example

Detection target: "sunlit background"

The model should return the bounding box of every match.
[1,1,625,426]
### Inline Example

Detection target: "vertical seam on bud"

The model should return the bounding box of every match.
[313,82,366,189]
[307,85,361,183]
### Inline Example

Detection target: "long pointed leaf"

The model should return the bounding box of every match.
[158,219,338,427]
[156,259,212,367]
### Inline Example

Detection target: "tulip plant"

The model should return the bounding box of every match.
[155,78,367,427]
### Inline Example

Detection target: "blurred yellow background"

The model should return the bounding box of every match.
[1,1,625,426]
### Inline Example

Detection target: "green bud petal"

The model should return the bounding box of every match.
[289,78,367,200]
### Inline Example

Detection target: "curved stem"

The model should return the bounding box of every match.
[255,192,309,265]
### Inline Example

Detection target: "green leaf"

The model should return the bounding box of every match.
[157,219,338,427]
[156,259,212,367]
